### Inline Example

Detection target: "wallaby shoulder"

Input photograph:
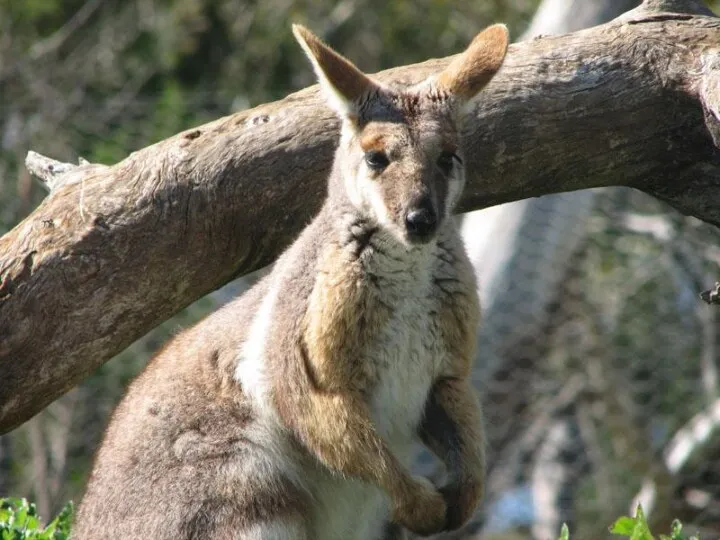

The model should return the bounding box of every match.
[74,278,311,540]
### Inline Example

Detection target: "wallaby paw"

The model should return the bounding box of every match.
[440,479,483,531]
[392,476,447,537]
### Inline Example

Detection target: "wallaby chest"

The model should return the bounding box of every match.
[366,286,440,446]
[345,234,456,445]
[299,234,464,540]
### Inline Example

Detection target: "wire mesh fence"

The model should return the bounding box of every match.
[460,188,720,539]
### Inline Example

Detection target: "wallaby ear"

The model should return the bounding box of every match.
[436,24,509,102]
[292,24,377,117]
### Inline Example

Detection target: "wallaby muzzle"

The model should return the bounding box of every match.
[405,196,438,243]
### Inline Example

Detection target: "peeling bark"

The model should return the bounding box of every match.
[1,2,720,432]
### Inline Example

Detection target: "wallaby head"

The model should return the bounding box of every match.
[293,24,509,246]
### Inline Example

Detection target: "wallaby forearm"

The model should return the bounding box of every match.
[420,377,485,482]
[279,387,447,533]
[419,377,485,529]
[294,391,403,484]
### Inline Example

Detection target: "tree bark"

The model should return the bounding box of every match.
[1,0,719,433]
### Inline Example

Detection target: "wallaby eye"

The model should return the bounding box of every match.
[365,151,390,171]
[437,151,460,175]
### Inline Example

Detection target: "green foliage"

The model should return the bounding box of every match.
[0,498,73,540]
[0,497,709,540]
[659,521,701,540]
[558,507,701,540]
[609,506,655,539]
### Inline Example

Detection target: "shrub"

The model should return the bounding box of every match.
[0,498,73,540]
[559,506,699,540]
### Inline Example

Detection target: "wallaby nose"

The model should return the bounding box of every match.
[405,201,437,242]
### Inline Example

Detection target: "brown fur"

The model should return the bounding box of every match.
[74,282,314,539]
[436,24,509,100]
[360,133,388,153]
[292,24,375,106]
[74,23,509,540]
[303,242,392,389]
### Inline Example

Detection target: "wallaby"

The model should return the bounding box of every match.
[73,23,509,540]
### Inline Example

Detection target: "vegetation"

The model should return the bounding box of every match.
[0,498,72,540]
[0,497,703,540]
[557,507,700,540]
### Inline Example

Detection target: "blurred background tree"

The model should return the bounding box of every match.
[2,1,720,538]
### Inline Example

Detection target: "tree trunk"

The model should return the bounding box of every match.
[1,0,719,433]
[523,0,640,37]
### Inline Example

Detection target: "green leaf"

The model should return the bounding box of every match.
[630,506,654,540]
[611,517,637,535]
[558,523,570,540]
[659,520,684,540]
[0,498,73,539]
[609,506,654,540]
[23,514,39,532]
[43,502,73,539]
[13,506,27,530]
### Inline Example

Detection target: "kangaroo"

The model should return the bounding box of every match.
[73,23,509,540]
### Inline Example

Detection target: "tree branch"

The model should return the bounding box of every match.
[25,151,101,193]
[2,11,720,433]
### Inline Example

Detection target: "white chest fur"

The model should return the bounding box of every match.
[364,238,440,442]
[369,291,439,450]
